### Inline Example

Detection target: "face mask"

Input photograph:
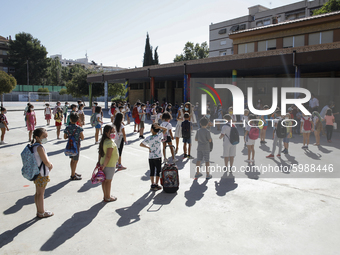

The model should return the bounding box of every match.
[206,115,210,119]
[285,117,289,120]
[185,107,189,111]
[41,138,48,144]
[110,133,116,139]
[30,108,34,111]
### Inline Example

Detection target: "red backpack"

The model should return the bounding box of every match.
[249,127,259,140]
[303,117,312,131]
[132,107,138,118]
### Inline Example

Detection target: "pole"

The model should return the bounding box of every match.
[104,81,108,110]
[27,59,29,85]
[89,83,92,109]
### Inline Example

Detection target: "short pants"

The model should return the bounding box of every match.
[283,137,290,143]
[140,121,144,129]
[197,150,210,162]
[183,138,191,144]
[149,158,162,177]
[70,152,79,161]
[55,121,62,126]
[95,123,101,129]
[34,174,50,188]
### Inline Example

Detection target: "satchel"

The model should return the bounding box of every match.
[91,163,106,184]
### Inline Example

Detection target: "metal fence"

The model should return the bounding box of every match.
[12,85,66,92]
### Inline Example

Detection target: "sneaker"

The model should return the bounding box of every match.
[276,154,281,158]
[70,175,82,180]
[206,174,213,179]
[284,150,288,154]
[282,149,286,153]
[150,184,157,191]
[155,185,162,190]
[244,159,252,163]
[263,141,267,143]
[187,155,193,159]
[250,159,255,163]
[172,158,178,163]
[183,154,187,158]
[302,145,307,149]
[195,172,203,178]
[266,154,274,158]
[117,165,127,170]
[0,141,6,145]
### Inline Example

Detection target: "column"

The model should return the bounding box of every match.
[89,83,92,109]
[232,70,237,86]
[150,77,155,104]
[294,66,300,98]
[124,79,129,102]
[104,80,108,109]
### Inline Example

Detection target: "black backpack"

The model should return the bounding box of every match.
[181,121,191,139]
[225,124,240,145]
[276,119,287,138]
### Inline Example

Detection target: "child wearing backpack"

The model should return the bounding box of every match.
[219,114,238,171]
[195,117,212,179]
[44,103,52,125]
[266,110,285,158]
[64,112,84,180]
[181,112,192,159]
[66,104,77,126]
[54,107,63,139]
[0,107,9,145]
[140,123,168,191]
[94,106,103,144]
[26,104,37,142]
[300,113,314,149]
[282,114,293,154]
[31,128,54,218]
[161,112,177,163]
[245,114,258,163]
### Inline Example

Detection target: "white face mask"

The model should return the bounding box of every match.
[41,138,48,144]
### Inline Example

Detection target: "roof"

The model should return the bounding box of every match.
[230,11,340,36]
[0,36,8,42]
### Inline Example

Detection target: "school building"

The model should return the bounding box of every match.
[87,11,340,113]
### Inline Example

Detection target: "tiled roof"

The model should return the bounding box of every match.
[0,36,8,42]
[230,10,340,35]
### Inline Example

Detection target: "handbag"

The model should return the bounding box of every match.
[91,163,106,184]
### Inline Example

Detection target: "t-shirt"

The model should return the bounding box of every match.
[100,139,119,167]
[221,124,233,145]
[33,144,50,176]
[64,124,83,146]
[45,107,51,115]
[195,128,211,151]
[181,120,192,138]
[0,114,8,125]
[324,115,335,126]
[96,113,102,122]
[63,105,68,113]
[139,109,146,122]
[160,121,172,136]
[142,132,163,159]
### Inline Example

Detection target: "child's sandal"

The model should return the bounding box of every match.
[37,211,54,218]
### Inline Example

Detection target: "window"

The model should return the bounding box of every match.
[220,40,227,46]
[283,35,304,48]
[239,24,246,30]
[263,19,270,25]
[256,21,263,27]
[309,31,333,45]
[258,39,276,51]
[238,42,255,54]
[2,50,7,55]
[230,25,239,32]
[3,67,8,72]
[9,67,15,72]
[220,51,227,56]
[218,28,227,34]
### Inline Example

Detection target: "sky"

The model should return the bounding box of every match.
[1,0,300,68]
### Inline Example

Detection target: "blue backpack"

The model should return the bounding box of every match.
[65,128,78,156]
[21,143,44,181]
[90,113,98,127]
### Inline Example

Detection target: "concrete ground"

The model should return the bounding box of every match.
[1,102,340,255]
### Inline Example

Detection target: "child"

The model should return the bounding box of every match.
[66,104,77,126]
[53,101,61,116]
[77,103,85,127]
[324,109,335,143]
[282,114,293,154]
[260,105,269,144]
[64,112,84,180]
[195,117,212,179]
[181,112,192,158]
[313,111,323,146]
[44,104,52,125]
[228,107,237,122]
[110,102,116,122]
[301,113,314,149]
[24,103,31,126]
[266,110,284,158]
[54,107,63,139]
[140,123,168,191]
[98,125,119,202]
[242,109,249,146]
[92,102,98,114]
[139,103,146,139]
[151,103,157,123]
[125,102,131,124]
[26,104,37,142]
[0,107,9,144]
[94,106,103,144]
[245,114,257,163]
[156,106,163,125]
[219,114,237,171]
[31,128,54,218]
[160,112,177,163]
[62,102,69,124]
[113,113,127,170]
[133,102,141,132]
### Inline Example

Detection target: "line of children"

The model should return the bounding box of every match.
[0,107,9,144]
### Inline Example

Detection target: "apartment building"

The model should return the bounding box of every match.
[0,36,14,74]
[209,0,328,57]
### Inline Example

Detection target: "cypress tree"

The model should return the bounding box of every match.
[143,33,153,67]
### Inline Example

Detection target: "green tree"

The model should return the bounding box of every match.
[313,0,340,15]
[5,32,49,85]
[108,83,127,100]
[59,88,68,95]
[46,57,62,86]
[174,41,209,62]
[143,33,153,67]
[0,71,17,106]
[153,46,159,65]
